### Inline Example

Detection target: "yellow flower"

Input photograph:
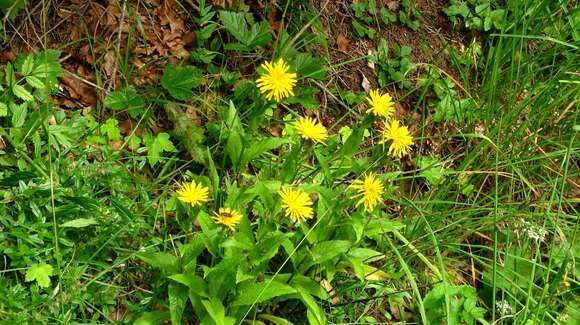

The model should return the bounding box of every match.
[256,59,297,101]
[381,120,413,158]
[366,89,395,118]
[349,173,384,212]
[176,180,209,207]
[294,116,328,144]
[213,208,242,231]
[279,188,314,223]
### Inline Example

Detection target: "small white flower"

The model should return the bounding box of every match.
[521,221,548,242]
[496,300,512,316]
[557,313,569,323]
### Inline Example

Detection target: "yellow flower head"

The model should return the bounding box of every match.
[381,120,413,158]
[213,208,243,231]
[176,180,209,207]
[349,173,384,212]
[256,59,297,101]
[366,89,395,118]
[279,188,314,223]
[294,116,328,144]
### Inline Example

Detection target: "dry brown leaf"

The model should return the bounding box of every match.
[61,75,97,106]
[361,73,371,92]
[336,34,349,51]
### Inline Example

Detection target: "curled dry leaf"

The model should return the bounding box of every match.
[361,73,371,93]
[336,34,349,51]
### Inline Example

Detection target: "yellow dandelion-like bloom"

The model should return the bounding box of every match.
[256,58,297,101]
[279,188,314,223]
[213,208,242,231]
[294,116,328,144]
[381,120,413,158]
[176,180,209,207]
[366,89,395,118]
[349,173,384,212]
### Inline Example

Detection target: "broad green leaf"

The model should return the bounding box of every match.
[133,311,170,325]
[259,314,293,325]
[25,263,53,288]
[144,132,177,166]
[61,218,98,228]
[161,65,202,100]
[201,299,235,325]
[296,290,326,325]
[241,137,290,167]
[169,283,188,325]
[310,240,351,263]
[168,274,208,297]
[13,84,34,101]
[136,252,179,274]
[104,86,144,118]
[233,280,297,305]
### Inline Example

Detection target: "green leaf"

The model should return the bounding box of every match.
[169,283,188,325]
[104,86,145,118]
[233,280,297,305]
[310,240,351,263]
[25,76,46,89]
[61,218,98,228]
[219,11,271,48]
[168,274,209,298]
[13,84,34,102]
[0,102,7,117]
[100,118,122,141]
[10,102,27,127]
[21,54,34,75]
[133,311,170,325]
[201,299,235,325]
[259,314,293,325]
[241,137,290,167]
[136,252,179,274]
[415,156,446,185]
[25,263,53,288]
[144,132,177,167]
[161,65,202,101]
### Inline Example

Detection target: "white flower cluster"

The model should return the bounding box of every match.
[557,313,569,323]
[521,220,548,242]
[496,299,513,316]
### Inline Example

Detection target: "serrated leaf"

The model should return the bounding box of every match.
[0,102,7,117]
[25,263,53,288]
[233,280,297,305]
[100,118,122,141]
[13,84,34,101]
[61,218,98,228]
[10,102,27,127]
[21,54,34,75]
[25,76,46,89]
[104,86,144,117]
[161,65,202,101]
[219,11,271,48]
[144,132,177,167]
